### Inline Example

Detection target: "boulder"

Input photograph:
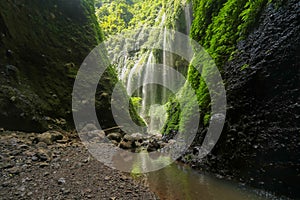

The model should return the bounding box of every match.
[78,130,106,143]
[34,131,63,145]
[107,132,122,143]
[35,148,52,162]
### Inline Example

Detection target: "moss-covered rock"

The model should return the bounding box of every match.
[0,0,110,131]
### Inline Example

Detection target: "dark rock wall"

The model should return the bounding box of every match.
[196,0,300,198]
[0,0,105,131]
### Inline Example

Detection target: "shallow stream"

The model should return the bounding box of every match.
[146,163,283,200]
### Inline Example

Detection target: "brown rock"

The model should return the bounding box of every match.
[107,132,122,142]
[34,131,63,145]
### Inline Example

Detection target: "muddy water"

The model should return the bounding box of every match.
[146,163,281,200]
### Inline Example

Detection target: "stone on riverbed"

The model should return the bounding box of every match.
[107,132,122,143]
[33,131,63,145]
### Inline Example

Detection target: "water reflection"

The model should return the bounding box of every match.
[146,163,279,200]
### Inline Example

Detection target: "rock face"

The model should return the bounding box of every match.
[190,1,300,198]
[0,0,118,131]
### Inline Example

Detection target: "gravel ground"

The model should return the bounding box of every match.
[0,131,157,200]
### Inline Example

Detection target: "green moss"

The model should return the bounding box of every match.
[163,98,181,134]
[0,0,109,131]
[203,113,211,126]
[130,97,142,111]
[162,0,271,133]
[191,0,269,67]
[240,63,249,71]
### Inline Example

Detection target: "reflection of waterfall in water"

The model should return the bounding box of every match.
[147,163,275,200]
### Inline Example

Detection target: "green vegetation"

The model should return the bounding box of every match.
[0,0,105,131]
[96,0,276,135]
[95,0,134,36]
[164,0,273,134]
[191,0,269,66]
[95,0,163,36]
[240,63,249,71]
[95,0,190,37]
[130,97,142,111]
[163,98,181,134]
[188,0,270,122]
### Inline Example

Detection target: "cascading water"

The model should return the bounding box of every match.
[118,53,128,81]
[162,27,168,103]
[126,56,144,97]
[114,3,193,134]
[141,50,169,134]
[184,2,192,35]
[141,51,156,118]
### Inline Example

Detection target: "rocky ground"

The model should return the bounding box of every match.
[0,130,157,200]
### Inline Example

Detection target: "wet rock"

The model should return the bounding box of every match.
[162,130,177,142]
[131,133,145,140]
[107,132,122,143]
[119,134,134,149]
[147,139,160,152]
[168,139,176,145]
[80,123,98,132]
[79,130,106,142]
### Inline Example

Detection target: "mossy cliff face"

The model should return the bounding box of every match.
[177,0,299,198]
[0,0,116,131]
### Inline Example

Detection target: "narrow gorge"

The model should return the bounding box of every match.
[0,0,299,199]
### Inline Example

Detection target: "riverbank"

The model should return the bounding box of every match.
[0,131,157,199]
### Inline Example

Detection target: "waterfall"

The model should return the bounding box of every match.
[184,3,192,35]
[119,54,128,82]
[160,13,166,26]
[127,56,144,97]
[141,51,155,118]
[112,4,192,134]
[162,27,167,103]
